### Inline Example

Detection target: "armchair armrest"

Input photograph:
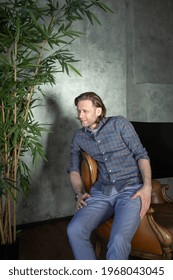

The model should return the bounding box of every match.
[131,207,172,259]
[161,184,173,203]
[151,180,173,204]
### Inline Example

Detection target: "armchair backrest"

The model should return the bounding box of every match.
[81,152,97,193]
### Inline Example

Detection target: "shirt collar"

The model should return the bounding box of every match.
[84,117,107,134]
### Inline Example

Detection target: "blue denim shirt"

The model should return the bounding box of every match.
[68,115,150,195]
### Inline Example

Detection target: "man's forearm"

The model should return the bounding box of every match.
[138,158,152,187]
[70,171,83,194]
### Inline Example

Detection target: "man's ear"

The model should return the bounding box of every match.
[96,107,102,116]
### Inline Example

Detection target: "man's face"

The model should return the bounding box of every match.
[77,100,102,129]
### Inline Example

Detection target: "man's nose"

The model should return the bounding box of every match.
[79,111,84,118]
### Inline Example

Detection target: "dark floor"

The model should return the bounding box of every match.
[18,217,142,260]
[19,217,74,260]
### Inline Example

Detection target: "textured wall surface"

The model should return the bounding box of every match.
[126,0,173,196]
[126,0,173,122]
[134,0,173,84]
[16,0,173,224]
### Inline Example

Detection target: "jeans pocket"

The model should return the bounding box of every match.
[90,186,102,196]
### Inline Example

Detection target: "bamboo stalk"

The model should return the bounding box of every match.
[1,44,14,244]
[17,41,47,161]
[6,193,12,243]
[1,101,12,244]
[1,102,8,166]
[12,40,18,242]
[24,41,47,122]
[0,198,5,244]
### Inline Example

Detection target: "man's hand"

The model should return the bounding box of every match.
[70,171,91,210]
[132,184,152,219]
[135,159,152,219]
[76,192,91,210]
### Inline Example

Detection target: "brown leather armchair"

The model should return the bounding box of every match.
[81,152,173,260]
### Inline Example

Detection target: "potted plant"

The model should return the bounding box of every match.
[0,0,112,258]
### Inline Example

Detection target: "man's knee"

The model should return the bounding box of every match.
[67,218,83,241]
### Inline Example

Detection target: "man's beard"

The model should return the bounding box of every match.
[78,116,100,129]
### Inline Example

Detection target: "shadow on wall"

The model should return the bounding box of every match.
[41,96,78,187]
[18,95,79,224]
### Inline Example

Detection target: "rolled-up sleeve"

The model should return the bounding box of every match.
[67,132,82,174]
[116,116,150,162]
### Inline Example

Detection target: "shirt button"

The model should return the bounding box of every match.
[112,180,115,183]
[109,170,112,173]
[102,152,105,154]
[97,140,101,143]
[104,158,107,161]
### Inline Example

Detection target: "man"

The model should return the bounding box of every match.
[67,92,152,260]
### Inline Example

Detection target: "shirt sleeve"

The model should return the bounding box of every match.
[67,132,82,174]
[116,116,150,162]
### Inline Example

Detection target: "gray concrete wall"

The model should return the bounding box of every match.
[126,0,173,197]
[126,0,173,121]
[17,0,173,224]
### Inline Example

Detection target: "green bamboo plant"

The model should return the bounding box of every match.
[0,0,112,245]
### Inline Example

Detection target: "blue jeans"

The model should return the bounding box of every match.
[67,184,141,260]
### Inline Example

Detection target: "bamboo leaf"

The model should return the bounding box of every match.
[85,10,94,25]
[68,63,82,77]
[95,2,114,13]
[88,11,101,25]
